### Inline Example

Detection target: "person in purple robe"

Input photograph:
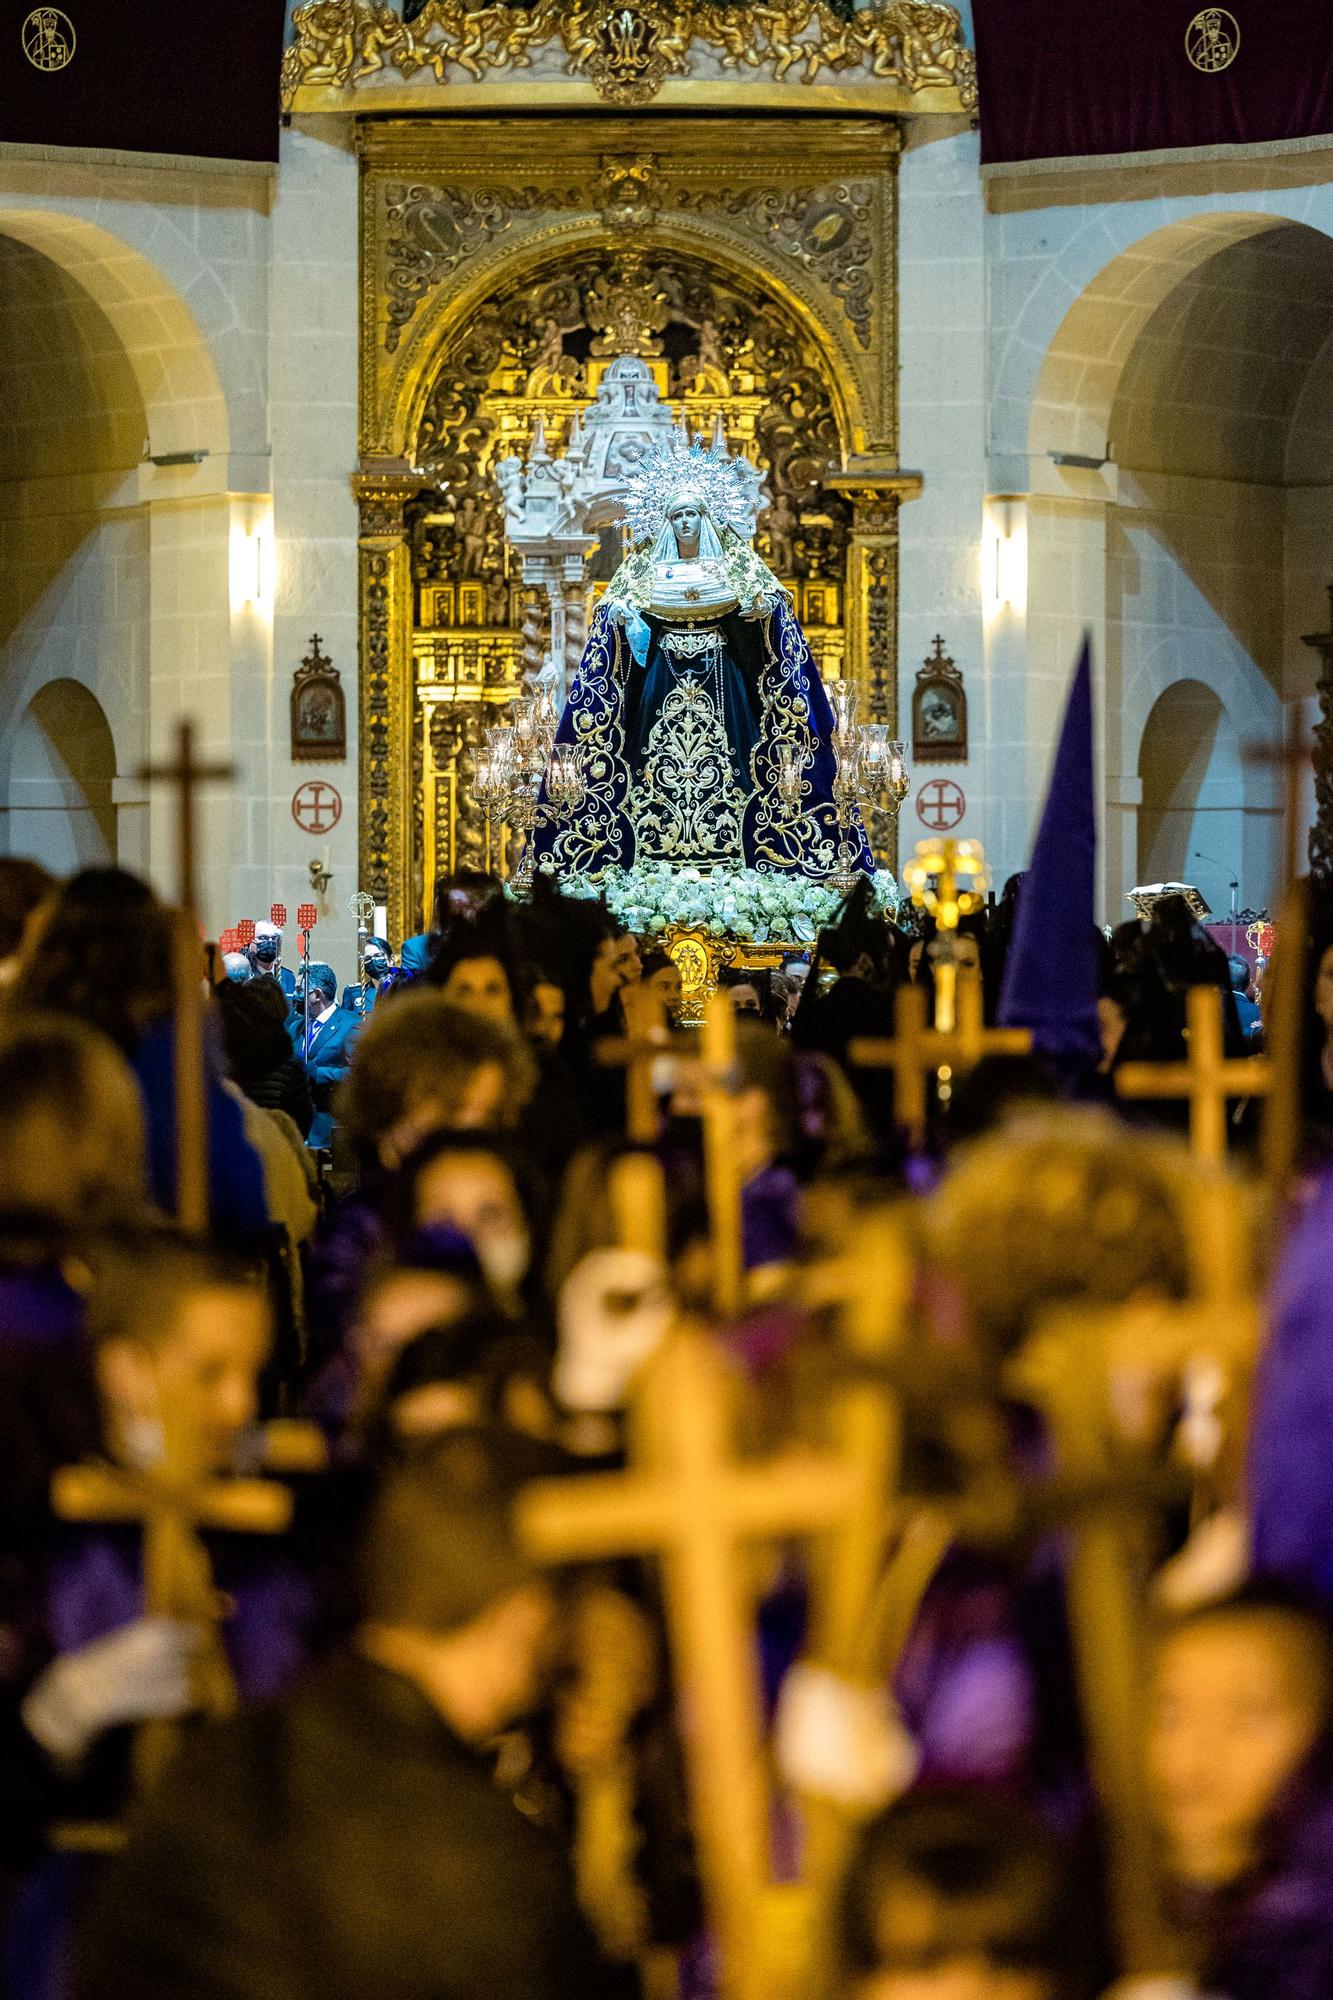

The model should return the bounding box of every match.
[2,1240,326,1998]
[1146,1588,1333,2000]
[1249,1173,1333,1604]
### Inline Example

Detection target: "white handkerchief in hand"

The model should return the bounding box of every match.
[775,1662,920,1812]
[554,1248,674,1414]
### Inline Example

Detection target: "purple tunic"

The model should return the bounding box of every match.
[1250,1176,1333,1601]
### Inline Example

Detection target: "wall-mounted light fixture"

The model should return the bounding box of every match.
[983,498,1028,617]
[230,509,275,617]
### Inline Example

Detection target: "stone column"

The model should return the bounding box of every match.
[353,470,417,949]
[143,481,245,932]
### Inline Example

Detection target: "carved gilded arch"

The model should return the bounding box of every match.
[359,116,899,464]
[385,215,874,465]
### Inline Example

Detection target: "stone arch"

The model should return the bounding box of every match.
[3,679,119,870]
[0,210,230,460]
[0,228,155,770]
[1136,679,1238,886]
[1027,212,1305,465]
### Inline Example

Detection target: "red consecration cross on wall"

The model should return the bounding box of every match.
[916,779,966,833]
[291,781,342,835]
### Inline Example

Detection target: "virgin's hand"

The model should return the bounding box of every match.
[602,598,632,629]
[741,594,775,623]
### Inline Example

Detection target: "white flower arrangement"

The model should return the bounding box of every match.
[530,858,899,945]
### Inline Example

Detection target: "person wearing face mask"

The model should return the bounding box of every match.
[4,1241,321,1994]
[342,938,395,1017]
[391,1132,539,1321]
[248,921,296,1002]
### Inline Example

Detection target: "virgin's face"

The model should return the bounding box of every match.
[668,503,702,554]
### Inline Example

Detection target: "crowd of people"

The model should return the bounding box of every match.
[1,847,1332,2000]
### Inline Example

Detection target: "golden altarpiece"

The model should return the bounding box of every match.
[283,3,976,944]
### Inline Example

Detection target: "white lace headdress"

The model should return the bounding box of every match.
[620,427,764,546]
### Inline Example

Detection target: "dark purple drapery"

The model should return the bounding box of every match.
[0,0,286,162]
[974,1,1333,167]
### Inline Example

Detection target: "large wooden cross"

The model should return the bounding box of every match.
[1011,1279,1260,1981]
[518,1323,868,2000]
[850,968,1032,1148]
[699,990,746,1317]
[52,1382,292,1792]
[593,989,747,1312]
[137,720,236,1231]
[1115,984,1272,1165]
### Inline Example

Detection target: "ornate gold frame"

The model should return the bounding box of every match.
[356,115,916,943]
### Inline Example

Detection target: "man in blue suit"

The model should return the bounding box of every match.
[295,962,360,1148]
[251,920,297,1003]
[341,937,394,1016]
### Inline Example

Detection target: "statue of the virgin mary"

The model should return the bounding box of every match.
[532,430,871,885]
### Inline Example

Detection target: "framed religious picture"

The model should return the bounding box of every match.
[290,635,346,763]
[912,635,967,764]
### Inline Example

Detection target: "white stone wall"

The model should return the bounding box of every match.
[977,153,1333,917]
[898,121,989,867]
[268,118,361,982]
[0,147,273,934]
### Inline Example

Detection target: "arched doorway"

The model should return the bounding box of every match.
[402,243,855,927]
[5,679,119,871]
[0,231,146,876]
[0,209,236,914]
[1137,679,1244,912]
[1023,212,1333,914]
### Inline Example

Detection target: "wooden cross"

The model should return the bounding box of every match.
[592,989,745,1310]
[1010,1284,1260,1980]
[850,968,1032,1148]
[52,1380,292,1793]
[608,1148,669,1264]
[137,721,237,1232]
[700,989,746,1317]
[1115,984,1272,1165]
[517,1324,867,2000]
[592,984,684,1148]
[798,1201,919,1956]
[568,1149,671,1971]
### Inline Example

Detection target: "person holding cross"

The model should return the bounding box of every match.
[70,1438,641,2000]
[891,1110,1195,1808]
[4,1238,323,1995]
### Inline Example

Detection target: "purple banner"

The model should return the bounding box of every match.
[974,2,1333,167]
[0,1,285,162]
